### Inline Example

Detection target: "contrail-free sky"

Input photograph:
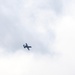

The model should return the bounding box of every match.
[0,0,75,75]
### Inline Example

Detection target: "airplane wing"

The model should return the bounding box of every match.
[26,43,28,46]
[27,48,30,50]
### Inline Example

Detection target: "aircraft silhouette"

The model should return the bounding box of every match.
[23,43,32,50]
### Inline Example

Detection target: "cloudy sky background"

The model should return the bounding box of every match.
[0,0,75,75]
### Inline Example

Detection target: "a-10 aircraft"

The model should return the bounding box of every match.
[23,43,32,50]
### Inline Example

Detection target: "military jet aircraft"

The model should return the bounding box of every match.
[23,43,32,50]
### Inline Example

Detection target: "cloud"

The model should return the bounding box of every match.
[0,0,57,53]
[54,16,75,75]
[0,0,75,75]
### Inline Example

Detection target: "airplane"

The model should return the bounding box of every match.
[23,43,32,50]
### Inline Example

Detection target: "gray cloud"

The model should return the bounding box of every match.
[0,0,58,54]
[0,0,75,75]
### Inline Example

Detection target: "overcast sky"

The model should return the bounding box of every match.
[0,0,75,75]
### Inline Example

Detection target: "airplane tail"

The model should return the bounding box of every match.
[23,45,26,48]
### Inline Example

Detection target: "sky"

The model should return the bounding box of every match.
[0,0,75,75]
